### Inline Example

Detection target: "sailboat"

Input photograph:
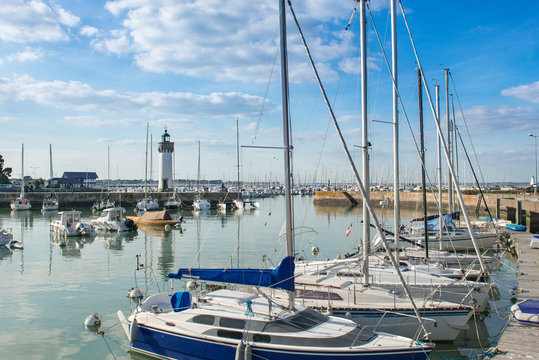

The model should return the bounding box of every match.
[137,123,159,212]
[42,144,59,211]
[41,190,59,211]
[116,2,432,358]
[11,144,31,210]
[192,141,210,211]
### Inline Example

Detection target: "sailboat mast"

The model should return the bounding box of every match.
[21,144,24,197]
[197,141,201,192]
[360,0,370,286]
[418,69,428,258]
[236,118,241,189]
[279,0,294,309]
[144,123,149,194]
[390,0,400,260]
[49,144,53,180]
[435,85,443,250]
[444,68,453,214]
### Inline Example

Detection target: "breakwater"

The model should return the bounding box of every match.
[0,190,242,208]
[314,191,539,232]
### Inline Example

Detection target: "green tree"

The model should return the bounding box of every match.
[0,155,12,184]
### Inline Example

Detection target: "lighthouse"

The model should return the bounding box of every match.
[158,128,174,191]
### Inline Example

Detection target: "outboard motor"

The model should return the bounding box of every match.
[125,218,138,231]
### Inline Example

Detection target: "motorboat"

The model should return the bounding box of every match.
[50,211,95,237]
[232,198,244,209]
[126,210,179,226]
[91,207,137,232]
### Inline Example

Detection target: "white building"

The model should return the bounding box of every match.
[158,129,174,191]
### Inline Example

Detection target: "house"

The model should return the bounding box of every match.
[48,172,99,188]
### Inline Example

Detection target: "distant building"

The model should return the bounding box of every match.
[48,172,98,188]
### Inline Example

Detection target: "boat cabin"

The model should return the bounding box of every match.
[56,211,81,227]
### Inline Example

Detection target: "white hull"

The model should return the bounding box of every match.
[137,199,159,211]
[11,202,31,210]
[0,228,13,247]
[193,199,210,211]
[376,231,498,251]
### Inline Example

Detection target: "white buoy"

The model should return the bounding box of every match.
[345,312,352,320]
[165,224,171,231]
[128,287,143,299]
[186,281,196,290]
[311,246,319,255]
[129,318,139,343]
[84,313,102,330]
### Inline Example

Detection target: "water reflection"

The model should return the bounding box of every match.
[50,234,95,258]
[95,231,137,251]
[0,246,12,260]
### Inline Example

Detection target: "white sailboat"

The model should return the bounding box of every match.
[192,141,210,211]
[116,2,432,358]
[11,144,31,210]
[137,123,159,212]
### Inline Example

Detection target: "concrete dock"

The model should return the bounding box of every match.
[493,231,539,359]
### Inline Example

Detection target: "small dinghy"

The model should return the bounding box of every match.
[511,299,539,325]
[506,224,527,231]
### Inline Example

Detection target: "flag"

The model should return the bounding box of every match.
[345,223,352,238]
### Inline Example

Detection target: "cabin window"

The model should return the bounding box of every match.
[192,315,215,325]
[219,317,246,329]
[296,289,343,301]
[253,333,271,343]
[216,329,243,339]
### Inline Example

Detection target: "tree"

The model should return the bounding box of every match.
[0,155,12,184]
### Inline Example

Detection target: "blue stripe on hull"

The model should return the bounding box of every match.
[131,325,430,360]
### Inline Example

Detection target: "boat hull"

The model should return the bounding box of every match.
[332,308,470,342]
[130,323,431,360]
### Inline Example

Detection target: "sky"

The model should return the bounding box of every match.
[0,0,538,185]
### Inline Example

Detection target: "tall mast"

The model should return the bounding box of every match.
[107,145,110,191]
[451,93,458,190]
[444,68,453,214]
[49,144,53,180]
[435,85,443,250]
[144,123,149,194]
[418,69,428,258]
[360,0,370,286]
[197,141,201,192]
[21,144,25,197]
[150,134,153,184]
[236,118,241,189]
[279,0,294,309]
[390,0,399,260]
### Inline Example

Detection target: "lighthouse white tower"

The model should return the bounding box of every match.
[158,128,174,191]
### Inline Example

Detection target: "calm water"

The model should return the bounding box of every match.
[0,196,516,360]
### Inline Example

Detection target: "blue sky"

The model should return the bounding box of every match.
[0,0,538,185]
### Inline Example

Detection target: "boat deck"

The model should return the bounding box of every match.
[493,231,539,359]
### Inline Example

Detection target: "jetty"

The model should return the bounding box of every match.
[493,231,539,359]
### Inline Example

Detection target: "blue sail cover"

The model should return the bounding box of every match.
[411,212,460,231]
[167,256,295,292]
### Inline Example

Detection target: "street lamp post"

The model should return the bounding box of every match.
[529,133,538,195]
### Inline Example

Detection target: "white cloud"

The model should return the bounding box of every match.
[55,7,80,27]
[7,47,43,62]
[80,25,99,37]
[464,105,539,132]
[62,115,143,127]
[94,0,356,83]
[501,81,539,104]
[0,74,275,119]
[0,1,77,43]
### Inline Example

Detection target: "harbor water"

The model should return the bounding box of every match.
[0,196,517,359]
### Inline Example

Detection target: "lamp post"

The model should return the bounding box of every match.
[529,133,538,195]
